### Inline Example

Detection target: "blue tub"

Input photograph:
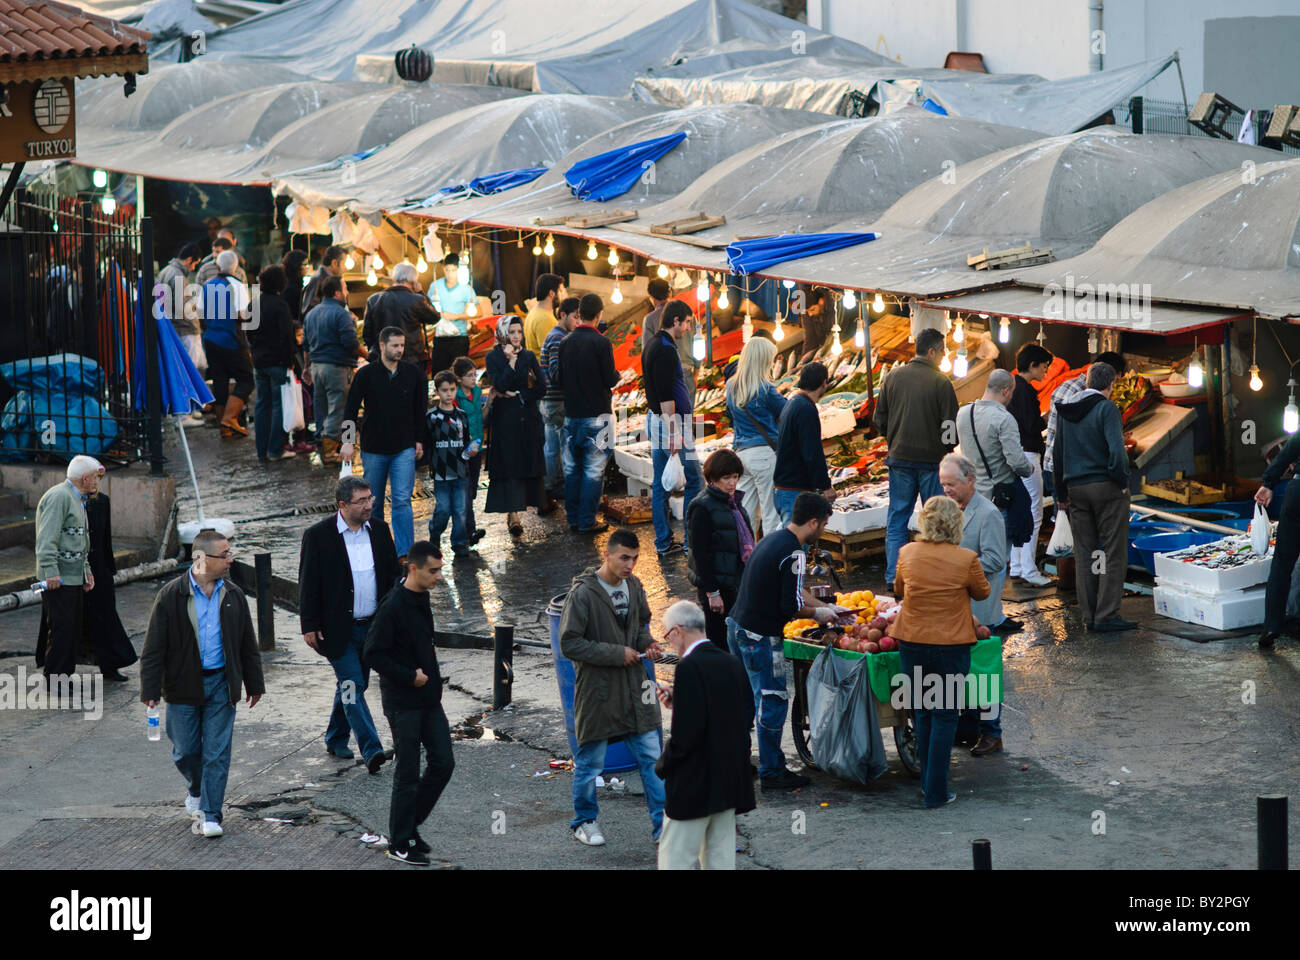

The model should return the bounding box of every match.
[1131,532,1221,576]
[1127,521,1188,566]
[1210,501,1256,519]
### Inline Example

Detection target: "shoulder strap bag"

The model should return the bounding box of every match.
[966,403,1033,546]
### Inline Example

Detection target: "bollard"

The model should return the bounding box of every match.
[1257,794,1288,870]
[972,839,992,870]
[493,624,514,710]
[255,552,275,651]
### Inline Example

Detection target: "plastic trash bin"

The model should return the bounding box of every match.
[547,593,639,774]
[1131,532,1220,576]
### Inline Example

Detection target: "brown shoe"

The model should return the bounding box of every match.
[219,396,249,437]
[970,735,1003,757]
[320,437,342,464]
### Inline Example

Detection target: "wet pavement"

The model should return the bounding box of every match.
[0,421,1296,869]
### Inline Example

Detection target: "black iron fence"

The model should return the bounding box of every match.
[0,189,162,470]
[1119,97,1300,156]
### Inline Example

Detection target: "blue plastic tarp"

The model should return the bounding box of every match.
[564,132,687,203]
[134,279,214,416]
[0,354,119,460]
[726,232,880,276]
[436,166,547,201]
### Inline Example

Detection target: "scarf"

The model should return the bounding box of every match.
[726,489,755,562]
[495,314,521,348]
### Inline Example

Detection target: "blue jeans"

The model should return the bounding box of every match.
[324,622,384,762]
[166,668,236,825]
[253,365,288,460]
[899,641,971,806]
[884,458,944,584]
[361,448,415,557]
[571,729,665,838]
[563,415,614,529]
[540,399,566,494]
[726,617,787,779]
[429,477,469,551]
[649,411,703,553]
[773,488,800,526]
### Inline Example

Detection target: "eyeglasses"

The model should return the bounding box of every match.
[210,550,235,560]
[348,496,375,505]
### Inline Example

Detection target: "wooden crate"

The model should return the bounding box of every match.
[818,527,885,567]
[603,496,653,525]
[1140,471,1226,505]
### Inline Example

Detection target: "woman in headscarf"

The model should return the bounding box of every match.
[483,315,546,536]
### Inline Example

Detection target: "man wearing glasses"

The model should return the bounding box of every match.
[141,529,265,838]
[299,476,399,773]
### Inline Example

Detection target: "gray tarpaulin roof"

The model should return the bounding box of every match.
[632,55,1178,135]
[164,0,887,96]
[764,130,1282,300]
[273,94,663,218]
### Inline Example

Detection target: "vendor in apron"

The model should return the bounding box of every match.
[429,252,476,375]
[1254,432,1300,650]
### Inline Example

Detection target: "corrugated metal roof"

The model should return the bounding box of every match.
[0,0,149,64]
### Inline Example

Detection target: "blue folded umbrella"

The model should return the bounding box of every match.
[564,132,687,203]
[921,97,948,115]
[726,232,880,276]
[435,166,547,202]
[134,279,214,416]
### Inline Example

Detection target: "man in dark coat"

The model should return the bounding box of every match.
[655,600,755,870]
[299,475,398,772]
[361,262,437,369]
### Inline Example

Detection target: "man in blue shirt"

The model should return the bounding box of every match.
[641,300,702,559]
[429,252,476,375]
[201,249,255,438]
[304,275,362,464]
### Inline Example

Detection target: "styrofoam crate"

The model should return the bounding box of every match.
[825,504,888,535]
[1153,546,1271,594]
[613,447,654,485]
[1152,582,1266,630]
[1152,585,1191,621]
[818,404,856,439]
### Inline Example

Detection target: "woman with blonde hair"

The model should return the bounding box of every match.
[888,494,990,808]
[725,335,786,538]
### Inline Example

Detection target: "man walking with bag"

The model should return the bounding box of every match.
[643,300,702,558]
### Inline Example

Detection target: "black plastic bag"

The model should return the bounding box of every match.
[806,644,888,785]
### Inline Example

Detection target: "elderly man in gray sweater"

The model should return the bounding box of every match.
[956,369,1032,505]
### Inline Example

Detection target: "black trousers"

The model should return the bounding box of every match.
[41,586,84,678]
[1264,482,1300,633]
[204,340,254,405]
[386,703,455,849]
[696,587,735,652]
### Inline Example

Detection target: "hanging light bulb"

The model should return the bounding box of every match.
[1036,323,1047,345]
[952,318,965,344]
[91,169,108,189]
[717,286,729,310]
[610,281,623,305]
[854,317,865,349]
[657,262,669,279]
[843,289,857,310]
[532,238,542,256]
[416,255,428,273]
[953,346,969,379]
[1249,318,1262,392]
[366,268,378,286]
[543,234,555,257]
[872,292,885,313]
[100,195,116,215]
[692,324,706,362]
[978,313,989,320]
[1286,379,1299,434]
[940,349,952,373]
[587,241,598,260]
[829,326,843,356]
[345,253,356,270]
[1187,345,1204,390]
[772,316,785,342]
[696,275,709,303]
[782,279,796,290]
[607,247,618,266]
[1087,327,1099,353]
[372,253,383,270]
[517,233,525,249]
[998,317,1010,344]
[1249,365,1263,391]
[742,313,753,343]
[1019,316,1030,324]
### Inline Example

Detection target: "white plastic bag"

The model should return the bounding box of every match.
[1046,510,1073,557]
[661,453,685,492]
[1251,502,1271,557]
[281,372,306,433]
[338,458,354,481]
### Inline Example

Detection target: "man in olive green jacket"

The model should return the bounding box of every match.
[558,528,665,846]
[34,456,100,682]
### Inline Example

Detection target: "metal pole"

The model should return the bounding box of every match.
[79,201,99,366]
[255,552,275,651]
[1257,794,1287,870]
[0,161,24,218]
[493,624,514,709]
[141,216,165,475]
[705,290,714,367]
[1129,96,1144,135]
[972,838,992,870]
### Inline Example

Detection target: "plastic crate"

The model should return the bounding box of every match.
[1153,542,1271,594]
[1151,582,1265,630]
[825,504,888,535]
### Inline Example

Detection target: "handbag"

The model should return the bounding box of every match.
[966,403,1033,547]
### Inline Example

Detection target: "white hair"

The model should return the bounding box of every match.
[391,261,417,285]
[67,455,103,481]
[941,451,977,481]
[216,249,239,273]
[663,599,706,635]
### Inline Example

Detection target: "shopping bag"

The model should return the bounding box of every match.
[661,453,685,492]
[1251,502,1271,557]
[1046,509,1073,557]
[806,644,887,786]
[281,372,305,433]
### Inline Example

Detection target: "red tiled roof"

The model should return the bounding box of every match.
[0,0,150,64]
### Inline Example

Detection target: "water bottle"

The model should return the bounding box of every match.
[461,439,480,461]
[147,704,161,741]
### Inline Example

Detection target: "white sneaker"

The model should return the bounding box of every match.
[1022,571,1052,587]
[192,819,223,838]
[185,795,202,818]
[573,821,605,846]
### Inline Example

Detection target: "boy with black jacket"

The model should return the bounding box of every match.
[425,370,476,558]
[363,542,453,865]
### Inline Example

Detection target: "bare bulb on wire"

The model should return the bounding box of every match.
[772,318,785,342]
[532,239,542,256]
[587,242,597,260]
[543,235,555,257]
[416,256,428,273]
[696,277,709,303]
[854,318,865,349]
[873,292,885,313]
[843,289,857,310]
[372,254,383,270]
[998,317,1010,344]
[610,282,623,305]
[345,254,356,270]
[607,247,618,266]
[657,263,669,279]
[692,329,706,362]
[717,286,729,310]
[1249,365,1263,391]
[953,348,968,379]
[366,269,378,286]
[940,350,952,373]
[952,319,964,344]
[466,297,478,317]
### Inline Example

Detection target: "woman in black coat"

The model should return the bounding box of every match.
[483,315,546,536]
[686,449,756,650]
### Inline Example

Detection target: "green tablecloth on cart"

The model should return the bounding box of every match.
[783,635,1003,706]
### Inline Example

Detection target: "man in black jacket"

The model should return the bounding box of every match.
[773,362,834,525]
[364,541,454,866]
[341,326,427,559]
[361,262,437,369]
[1008,343,1053,586]
[643,300,703,558]
[141,529,264,838]
[299,475,398,771]
[301,245,345,317]
[555,294,619,533]
[655,600,755,870]
[249,264,298,462]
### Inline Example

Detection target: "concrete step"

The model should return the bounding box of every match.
[0,542,153,596]
[0,490,26,516]
[0,517,34,550]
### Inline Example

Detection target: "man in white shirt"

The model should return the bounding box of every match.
[298,476,400,773]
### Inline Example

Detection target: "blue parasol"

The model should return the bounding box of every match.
[725,232,881,276]
[564,132,687,203]
[431,166,547,204]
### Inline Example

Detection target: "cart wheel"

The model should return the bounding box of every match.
[790,659,818,769]
[894,711,921,777]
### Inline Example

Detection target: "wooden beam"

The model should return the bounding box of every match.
[564,209,637,228]
[650,212,726,236]
[0,53,149,83]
